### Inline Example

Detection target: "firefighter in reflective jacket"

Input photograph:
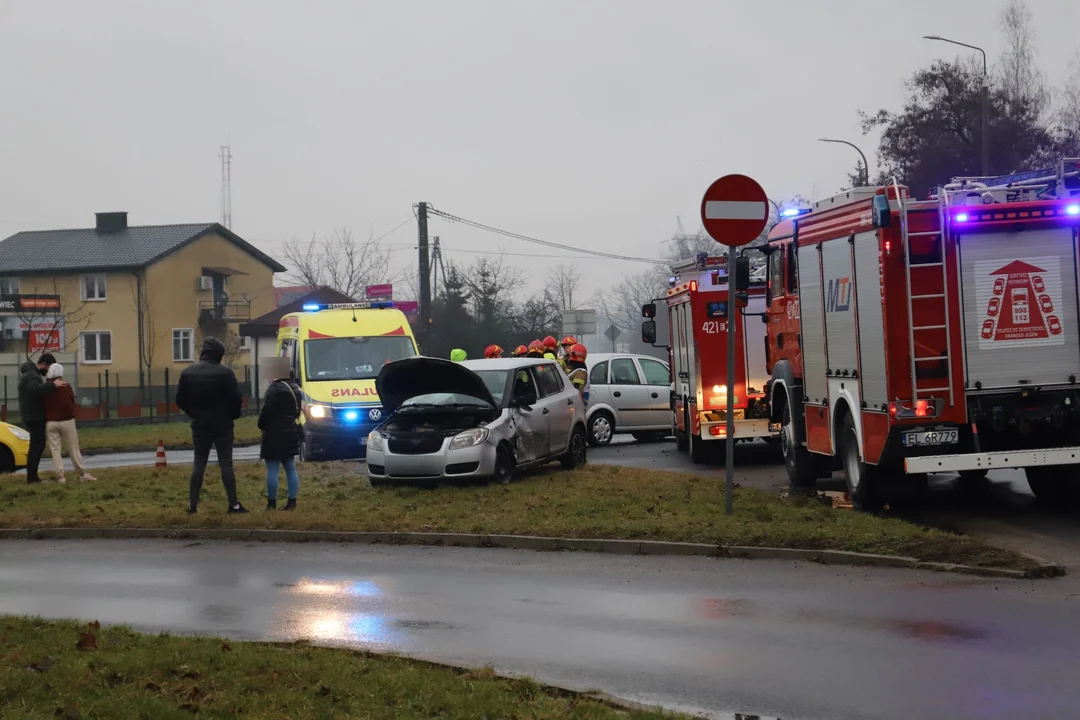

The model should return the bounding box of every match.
[558,335,577,371]
[526,340,545,358]
[484,344,504,359]
[566,343,589,407]
[511,345,529,358]
[542,336,559,362]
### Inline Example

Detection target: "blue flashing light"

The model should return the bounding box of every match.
[781,208,801,218]
[955,213,969,223]
[1066,204,1080,216]
[302,303,321,311]
[343,410,360,422]
[369,301,395,309]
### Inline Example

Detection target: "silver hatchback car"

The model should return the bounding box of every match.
[366,357,587,484]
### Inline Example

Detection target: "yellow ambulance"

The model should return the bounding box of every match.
[276,301,418,460]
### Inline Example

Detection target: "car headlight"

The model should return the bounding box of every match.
[307,404,329,419]
[449,427,489,450]
[7,427,29,441]
[366,431,384,451]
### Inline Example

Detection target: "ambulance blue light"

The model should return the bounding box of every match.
[955,213,969,222]
[343,410,359,422]
[302,303,321,311]
[1066,204,1080,216]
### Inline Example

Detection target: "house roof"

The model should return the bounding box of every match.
[239,286,357,338]
[0,222,287,274]
[275,286,317,307]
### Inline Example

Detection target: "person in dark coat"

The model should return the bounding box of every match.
[175,337,247,514]
[17,353,62,484]
[257,357,303,510]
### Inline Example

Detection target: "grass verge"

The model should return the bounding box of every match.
[0,616,672,719]
[0,461,1035,570]
[74,416,260,455]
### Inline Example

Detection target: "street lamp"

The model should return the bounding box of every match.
[924,35,989,177]
[818,138,869,186]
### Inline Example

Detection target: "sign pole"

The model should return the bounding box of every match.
[725,245,736,516]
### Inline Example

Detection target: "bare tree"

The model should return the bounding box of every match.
[130,278,169,373]
[460,255,525,329]
[12,277,94,360]
[547,264,582,311]
[280,226,392,299]
[998,0,1049,115]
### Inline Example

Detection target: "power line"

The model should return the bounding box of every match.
[425,207,665,265]
[442,245,634,261]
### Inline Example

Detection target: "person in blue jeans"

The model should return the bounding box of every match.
[258,357,303,511]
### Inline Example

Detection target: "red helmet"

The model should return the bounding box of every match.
[512,345,529,357]
[560,335,578,348]
[527,340,545,356]
[484,344,504,359]
[568,343,588,363]
[542,335,558,350]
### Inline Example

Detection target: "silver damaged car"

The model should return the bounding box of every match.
[366,357,588,484]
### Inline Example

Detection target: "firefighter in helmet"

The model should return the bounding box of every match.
[450,348,467,362]
[566,343,589,407]
[511,345,529,358]
[558,335,577,371]
[526,340,545,358]
[542,335,559,362]
[484,344,504,359]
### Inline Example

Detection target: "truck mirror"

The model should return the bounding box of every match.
[641,320,657,345]
[872,195,892,228]
[734,256,751,291]
[642,302,656,319]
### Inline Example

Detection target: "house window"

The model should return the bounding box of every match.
[81,274,107,301]
[0,277,19,296]
[173,329,194,362]
[81,331,112,363]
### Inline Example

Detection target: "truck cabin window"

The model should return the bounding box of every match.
[786,243,798,294]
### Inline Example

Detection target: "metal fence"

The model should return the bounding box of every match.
[0,355,261,426]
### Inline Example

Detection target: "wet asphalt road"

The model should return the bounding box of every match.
[2,539,1079,720]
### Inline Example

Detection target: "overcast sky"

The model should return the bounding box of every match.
[1,0,1078,299]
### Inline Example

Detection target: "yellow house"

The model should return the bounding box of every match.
[0,212,285,384]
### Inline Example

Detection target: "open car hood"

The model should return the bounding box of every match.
[375,356,497,413]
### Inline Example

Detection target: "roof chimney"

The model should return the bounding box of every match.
[95,212,128,234]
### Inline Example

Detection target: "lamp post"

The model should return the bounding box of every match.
[924,35,989,177]
[818,138,869,186]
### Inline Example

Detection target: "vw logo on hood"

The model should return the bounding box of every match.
[368,408,383,421]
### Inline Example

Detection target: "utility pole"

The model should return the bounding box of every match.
[219,146,232,229]
[417,203,432,345]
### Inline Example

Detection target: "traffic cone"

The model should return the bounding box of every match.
[155,441,167,468]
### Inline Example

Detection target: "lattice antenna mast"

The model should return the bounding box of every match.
[219,145,233,229]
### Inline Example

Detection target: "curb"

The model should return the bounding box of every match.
[5,526,1064,578]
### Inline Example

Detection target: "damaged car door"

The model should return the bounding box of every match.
[509,368,547,463]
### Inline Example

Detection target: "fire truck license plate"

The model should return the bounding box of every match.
[902,430,958,447]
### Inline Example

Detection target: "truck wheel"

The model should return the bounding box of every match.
[781,405,816,492]
[958,469,991,498]
[675,410,689,451]
[841,413,883,511]
[689,425,710,464]
[1025,466,1068,505]
[587,412,614,447]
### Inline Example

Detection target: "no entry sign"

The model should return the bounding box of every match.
[700,174,770,247]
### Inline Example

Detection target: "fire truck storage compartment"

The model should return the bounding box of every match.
[797,243,828,405]
[821,238,859,377]
[958,227,1080,390]
[852,230,889,409]
[744,291,769,395]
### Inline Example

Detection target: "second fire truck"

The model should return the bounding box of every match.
[765,162,1080,508]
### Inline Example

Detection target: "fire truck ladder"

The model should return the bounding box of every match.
[898,178,955,407]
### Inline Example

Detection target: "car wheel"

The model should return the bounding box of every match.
[0,446,13,475]
[781,404,816,492]
[587,412,614,447]
[494,444,515,484]
[560,426,588,469]
[841,413,882,511]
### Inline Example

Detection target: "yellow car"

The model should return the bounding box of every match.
[0,421,31,474]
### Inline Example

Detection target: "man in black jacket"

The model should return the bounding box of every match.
[176,337,247,514]
[17,353,61,484]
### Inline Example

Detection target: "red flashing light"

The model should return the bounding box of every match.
[690,280,698,292]
[884,240,891,255]
[709,425,726,436]
[915,400,931,417]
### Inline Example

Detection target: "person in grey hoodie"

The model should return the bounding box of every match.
[17,353,62,484]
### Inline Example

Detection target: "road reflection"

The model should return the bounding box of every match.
[273,576,401,649]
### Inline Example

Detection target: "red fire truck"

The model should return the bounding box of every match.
[645,253,776,463]
[765,162,1080,509]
